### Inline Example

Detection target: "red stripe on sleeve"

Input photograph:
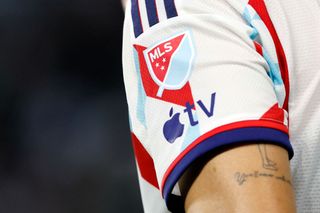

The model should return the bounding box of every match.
[249,0,290,111]
[131,133,159,189]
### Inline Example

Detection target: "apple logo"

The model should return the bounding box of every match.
[163,107,185,143]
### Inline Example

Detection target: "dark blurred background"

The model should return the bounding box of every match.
[0,0,143,212]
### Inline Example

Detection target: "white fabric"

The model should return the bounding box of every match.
[267,0,320,212]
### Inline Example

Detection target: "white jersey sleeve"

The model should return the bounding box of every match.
[122,0,293,212]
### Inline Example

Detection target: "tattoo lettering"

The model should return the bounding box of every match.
[233,145,290,186]
[257,144,278,171]
[234,171,291,186]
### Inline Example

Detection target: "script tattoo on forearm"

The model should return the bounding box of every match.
[233,144,291,186]
[234,171,292,186]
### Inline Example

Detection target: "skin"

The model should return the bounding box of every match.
[121,0,128,8]
[180,143,296,213]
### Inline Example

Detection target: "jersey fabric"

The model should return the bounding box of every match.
[122,0,320,212]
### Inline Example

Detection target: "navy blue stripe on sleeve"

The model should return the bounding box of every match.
[145,0,159,27]
[131,0,144,37]
[164,0,178,18]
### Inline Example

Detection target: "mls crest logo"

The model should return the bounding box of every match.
[134,31,195,107]
[143,32,195,97]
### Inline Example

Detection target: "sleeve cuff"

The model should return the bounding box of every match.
[163,126,293,211]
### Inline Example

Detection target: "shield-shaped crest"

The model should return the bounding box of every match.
[144,31,195,97]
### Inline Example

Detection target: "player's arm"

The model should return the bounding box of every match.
[181,143,296,213]
[123,0,296,212]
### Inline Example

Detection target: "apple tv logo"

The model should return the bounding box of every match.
[162,92,216,144]
[163,107,185,143]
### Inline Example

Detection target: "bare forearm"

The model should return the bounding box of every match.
[182,144,296,213]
